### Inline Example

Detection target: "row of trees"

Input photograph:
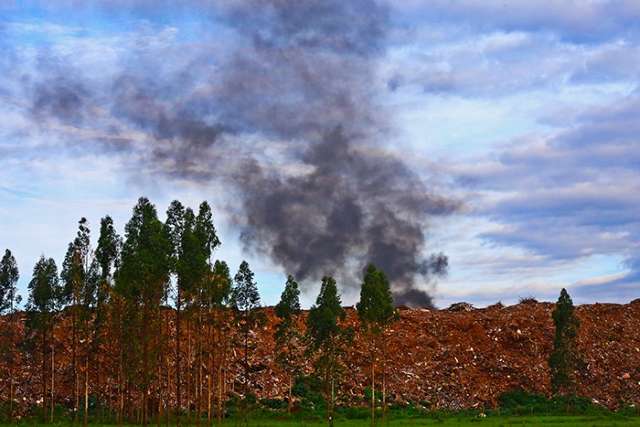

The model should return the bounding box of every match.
[0,197,400,426]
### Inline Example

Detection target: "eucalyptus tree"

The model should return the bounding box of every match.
[550,288,581,397]
[306,276,351,427]
[188,202,220,426]
[356,264,397,425]
[116,197,171,426]
[209,260,232,423]
[0,249,20,419]
[231,261,264,424]
[93,215,120,419]
[60,217,94,422]
[26,256,62,423]
[274,275,303,413]
[164,200,187,423]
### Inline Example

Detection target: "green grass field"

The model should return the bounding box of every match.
[5,416,640,427]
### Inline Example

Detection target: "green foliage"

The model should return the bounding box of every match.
[116,197,171,303]
[207,259,232,308]
[306,276,353,422]
[26,256,61,316]
[232,260,261,313]
[274,275,304,387]
[356,264,396,334]
[0,249,20,313]
[95,215,120,281]
[275,275,301,321]
[498,389,602,416]
[60,217,96,314]
[306,276,346,349]
[115,197,171,402]
[549,288,581,396]
[292,375,325,412]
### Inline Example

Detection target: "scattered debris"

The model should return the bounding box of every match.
[0,301,639,414]
[447,302,475,312]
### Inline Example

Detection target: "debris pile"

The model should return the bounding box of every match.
[0,300,639,413]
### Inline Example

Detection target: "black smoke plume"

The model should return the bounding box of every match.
[22,0,459,306]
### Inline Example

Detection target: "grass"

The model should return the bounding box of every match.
[4,414,640,426]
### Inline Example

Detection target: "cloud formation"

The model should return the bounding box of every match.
[2,1,458,306]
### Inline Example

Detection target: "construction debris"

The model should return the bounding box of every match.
[0,301,638,414]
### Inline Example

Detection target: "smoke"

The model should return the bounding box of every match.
[21,0,459,306]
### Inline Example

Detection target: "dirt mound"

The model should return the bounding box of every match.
[1,301,639,414]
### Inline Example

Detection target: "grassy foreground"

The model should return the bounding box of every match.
[4,416,640,426]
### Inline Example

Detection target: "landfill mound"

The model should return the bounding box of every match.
[1,300,639,413]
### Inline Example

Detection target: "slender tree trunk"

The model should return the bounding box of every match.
[73,307,78,424]
[187,319,192,425]
[288,376,293,415]
[84,356,89,427]
[196,310,202,427]
[42,330,47,423]
[51,340,55,423]
[371,344,375,427]
[176,294,182,427]
[382,335,387,424]
[142,308,149,427]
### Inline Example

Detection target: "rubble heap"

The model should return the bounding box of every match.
[1,300,638,413]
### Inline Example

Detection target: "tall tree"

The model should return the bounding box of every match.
[93,215,120,420]
[60,217,94,423]
[231,261,264,425]
[306,276,351,427]
[0,249,20,420]
[356,264,397,426]
[208,260,232,424]
[164,200,187,425]
[190,202,221,426]
[274,275,303,413]
[116,197,171,426]
[25,256,61,423]
[0,249,20,314]
[549,288,581,397]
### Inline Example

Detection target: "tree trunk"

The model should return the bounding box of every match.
[288,376,293,414]
[371,346,375,427]
[51,341,55,423]
[84,356,89,427]
[73,307,78,424]
[176,294,182,427]
[382,335,387,423]
[42,330,47,423]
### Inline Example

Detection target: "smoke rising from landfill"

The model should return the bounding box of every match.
[24,1,458,306]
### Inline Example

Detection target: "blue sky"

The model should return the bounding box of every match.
[1,1,638,308]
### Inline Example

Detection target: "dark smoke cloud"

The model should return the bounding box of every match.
[22,0,459,306]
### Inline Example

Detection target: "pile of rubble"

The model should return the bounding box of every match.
[1,300,639,413]
[259,300,640,409]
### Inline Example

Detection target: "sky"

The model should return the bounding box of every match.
[0,1,638,308]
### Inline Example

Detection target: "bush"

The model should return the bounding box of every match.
[497,389,601,415]
[518,296,538,304]
[292,375,325,413]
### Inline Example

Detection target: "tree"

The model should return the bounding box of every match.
[60,217,94,424]
[231,261,264,425]
[306,276,351,427]
[25,256,62,423]
[356,264,397,425]
[93,215,120,420]
[208,260,232,424]
[164,200,187,425]
[116,197,171,426]
[0,249,20,420]
[0,249,20,314]
[549,288,581,397]
[190,202,221,426]
[274,275,303,413]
